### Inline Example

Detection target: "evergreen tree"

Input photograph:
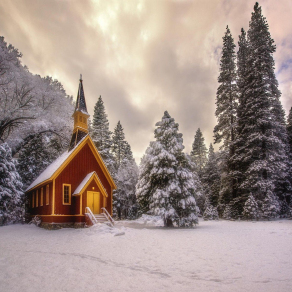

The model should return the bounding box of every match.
[242,194,259,220]
[203,203,219,221]
[111,123,138,220]
[47,134,65,162]
[114,142,139,220]
[213,26,238,209]
[112,121,127,168]
[91,96,115,174]
[186,153,205,216]
[136,111,198,227]
[287,107,292,156]
[115,157,139,220]
[236,3,290,218]
[0,143,23,225]
[190,128,208,175]
[214,26,237,150]
[17,135,52,190]
[136,154,152,215]
[201,144,220,208]
[262,193,281,220]
[229,28,249,201]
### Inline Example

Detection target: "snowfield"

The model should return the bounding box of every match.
[0,219,292,292]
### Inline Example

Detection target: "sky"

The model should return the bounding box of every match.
[1,0,292,163]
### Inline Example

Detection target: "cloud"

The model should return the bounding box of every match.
[1,0,292,163]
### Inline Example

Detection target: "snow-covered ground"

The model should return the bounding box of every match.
[1,219,292,292]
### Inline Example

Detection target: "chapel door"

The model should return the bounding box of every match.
[87,192,100,214]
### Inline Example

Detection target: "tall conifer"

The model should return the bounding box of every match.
[233,2,290,218]
[214,26,237,150]
[190,128,208,175]
[214,26,238,208]
[201,144,220,208]
[91,96,115,174]
[287,107,292,157]
[112,121,127,168]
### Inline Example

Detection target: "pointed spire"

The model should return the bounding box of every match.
[75,74,89,115]
[69,75,90,151]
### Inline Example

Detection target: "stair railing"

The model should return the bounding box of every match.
[101,207,115,226]
[85,207,98,225]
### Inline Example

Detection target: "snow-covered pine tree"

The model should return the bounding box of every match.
[185,153,205,216]
[242,194,259,220]
[0,143,23,225]
[115,147,139,220]
[190,128,208,175]
[287,107,292,210]
[261,192,281,220]
[91,96,115,175]
[201,144,220,208]
[47,135,64,161]
[229,28,249,201]
[214,26,237,150]
[112,121,127,168]
[288,107,292,156]
[136,111,198,227]
[111,123,138,219]
[136,153,152,215]
[233,2,290,219]
[213,26,238,211]
[203,200,219,221]
[224,27,255,219]
[17,135,52,190]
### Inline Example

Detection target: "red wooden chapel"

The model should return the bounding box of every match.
[25,76,116,227]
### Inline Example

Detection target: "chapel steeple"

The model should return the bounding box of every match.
[69,75,90,151]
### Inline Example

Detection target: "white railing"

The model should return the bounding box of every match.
[101,207,115,226]
[85,207,98,225]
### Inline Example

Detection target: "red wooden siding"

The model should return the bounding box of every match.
[41,216,84,223]
[26,182,53,216]
[55,143,112,216]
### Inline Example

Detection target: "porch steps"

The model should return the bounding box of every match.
[94,213,109,224]
[85,207,115,227]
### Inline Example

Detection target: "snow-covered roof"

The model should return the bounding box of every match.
[25,135,88,192]
[72,171,108,197]
[72,171,95,195]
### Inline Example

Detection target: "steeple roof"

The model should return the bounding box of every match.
[75,74,89,115]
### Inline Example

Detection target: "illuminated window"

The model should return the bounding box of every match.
[40,188,43,206]
[83,117,86,124]
[79,116,82,122]
[63,184,71,205]
[36,190,38,207]
[32,192,34,208]
[46,185,49,205]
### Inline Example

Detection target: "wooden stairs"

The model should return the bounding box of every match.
[85,207,115,227]
[94,213,110,224]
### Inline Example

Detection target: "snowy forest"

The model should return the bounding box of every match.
[1,2,292,227]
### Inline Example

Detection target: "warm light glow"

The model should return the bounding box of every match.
[1,0,291,163]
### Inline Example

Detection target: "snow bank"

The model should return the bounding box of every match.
[130,214,164,226]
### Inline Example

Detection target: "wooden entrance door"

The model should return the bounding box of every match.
[87,192,100,214]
